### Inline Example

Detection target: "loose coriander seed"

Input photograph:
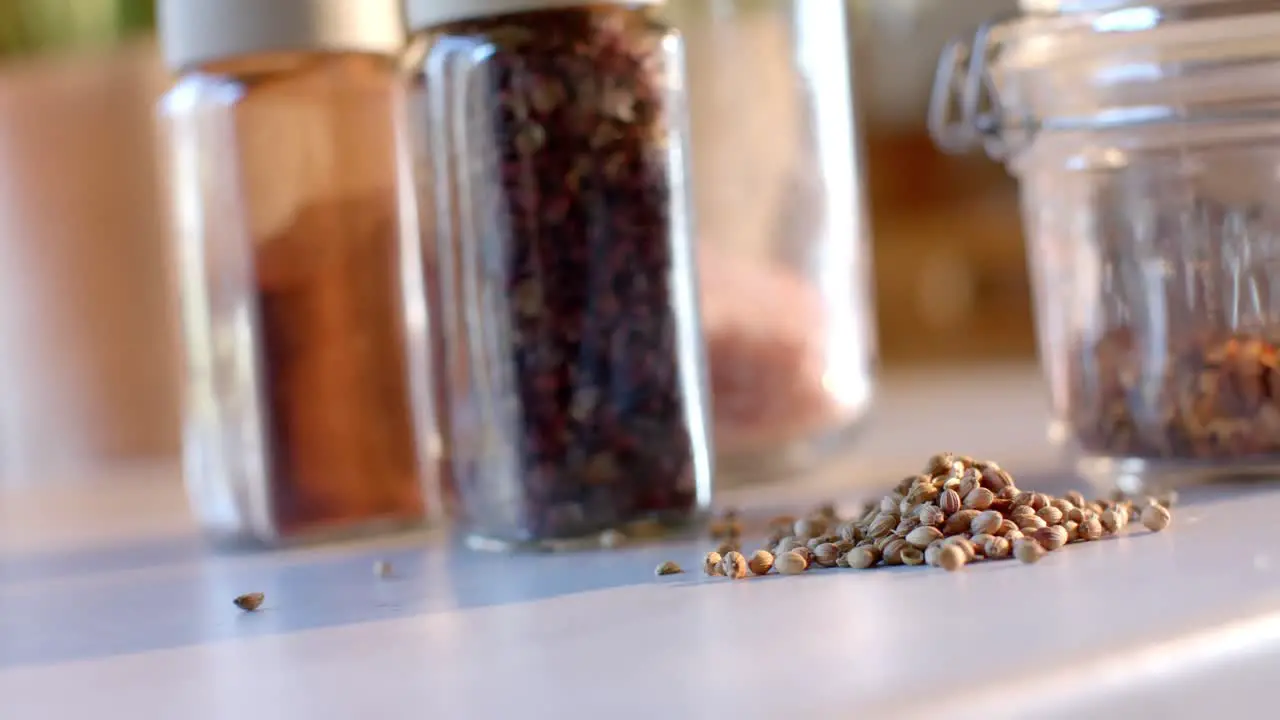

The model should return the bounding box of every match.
[1078,515,1103,541]
[721,551,748,579]
[1032,525,1068,552]
[234,592,265,612]
[1065,490,1087,508]
[656,561,684,576]
[984,536,1012,559]
[905,525,943,549]
[963,487,995,510]
[599,529,627,549]
[814,543,841,568]
[1037,506,1064,525]
[776,550,809,575]
[938,545,967,572]
[970,510,1003,536]
[1099,508,1124,534]
[1141,504,1172,532]
[748,550,775,576]
[715,541,740,556]
[940,489,962,515]
[1013,539,1046,564]
[901,547,925,566]
[703,551,724,576]
[846,546,880,569]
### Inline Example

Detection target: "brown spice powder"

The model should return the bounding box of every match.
[255,190,425,534]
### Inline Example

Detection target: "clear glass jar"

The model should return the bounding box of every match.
[157,0,440,546]
[665,0,876,482]
[931,0,1280,494]
[404,0,713,550]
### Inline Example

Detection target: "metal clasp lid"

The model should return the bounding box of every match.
[928,16,1025,160]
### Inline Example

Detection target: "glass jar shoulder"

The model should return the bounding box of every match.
[405,6,675,74]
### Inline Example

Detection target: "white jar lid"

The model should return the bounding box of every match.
[158,0,405,72]
[405,0,663,31]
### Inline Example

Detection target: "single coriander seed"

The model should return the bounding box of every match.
[748,550,775,576]
[901,547,925,566]
[599,529,627,549]
[776,550,809,575]
[984,536,1012,560]
[1032,525,1068,552]
[847,546,880,569]
[703,551,724,576]
[814,543,841,568]
[1141,503,1172,532]
[721,551,748,580]
[1078,515,1103,541]
[1013,539,1046,565]
[234,592,265,612]
[938,545,967,572]
[970,510,1003,536]
[655,561,684,576]
[905,525,944,549]
[1099,508,1124,534]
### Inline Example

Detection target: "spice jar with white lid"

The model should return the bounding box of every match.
[157,0,441,546]
[931,0,1280,494]
[403,0,713,550]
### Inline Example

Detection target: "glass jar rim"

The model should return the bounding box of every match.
[930,0,1280,160]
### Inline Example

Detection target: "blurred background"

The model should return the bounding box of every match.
[0,0,1027,484]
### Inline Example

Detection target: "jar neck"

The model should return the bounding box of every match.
[936,1,1280,160]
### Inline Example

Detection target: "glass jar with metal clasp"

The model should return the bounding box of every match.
[931,0,1280,495]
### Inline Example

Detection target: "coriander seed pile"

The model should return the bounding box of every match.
[660,453,1175,579]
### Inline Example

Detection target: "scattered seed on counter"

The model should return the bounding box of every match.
[233,592,265,612]
[656,561,684,576]
[1141,504,1172,532]
[656,454,1177,582]
[748,550,775,576]
[703,551,725,576]
[775,550,809,575]
[721,551,748,579]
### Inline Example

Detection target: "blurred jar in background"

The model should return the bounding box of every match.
[158,0,439,546]
[666,0,875,482]
[0,1,179,487]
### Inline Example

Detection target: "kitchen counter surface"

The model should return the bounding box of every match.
[1,363,1275,719]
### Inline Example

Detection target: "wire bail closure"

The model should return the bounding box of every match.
[928,17,1024,160]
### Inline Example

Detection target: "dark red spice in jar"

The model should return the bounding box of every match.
[405,0,713,548]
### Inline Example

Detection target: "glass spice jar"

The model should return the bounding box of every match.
[664,0,876,482]
[157,0,441,546]
[931,0,1280,494]
[404,0,713,550]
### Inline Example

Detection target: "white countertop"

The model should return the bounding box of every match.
[1,363,1276,720]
